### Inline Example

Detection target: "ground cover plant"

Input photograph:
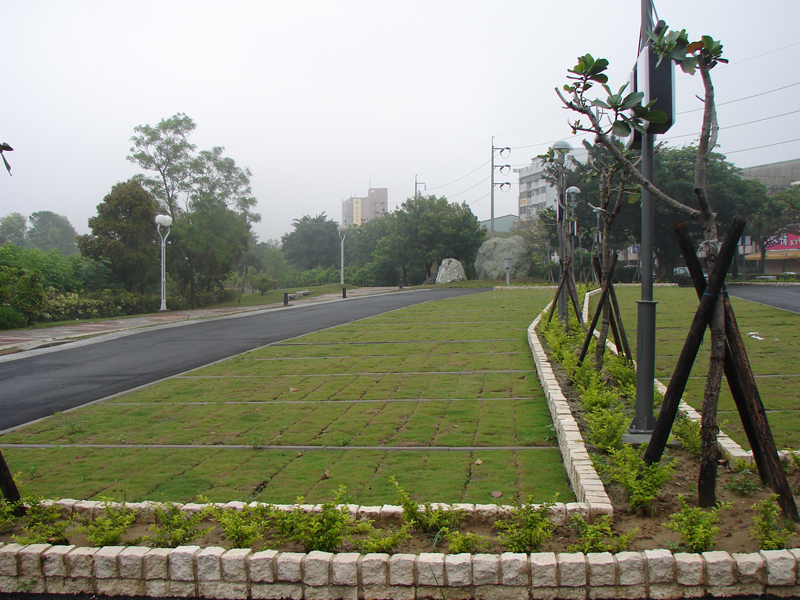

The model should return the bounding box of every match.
[0,290,572,505]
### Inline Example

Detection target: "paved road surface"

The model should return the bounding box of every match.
[727,284,800,314]
[0,288,486,432]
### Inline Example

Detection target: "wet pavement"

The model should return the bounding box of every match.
[0,287,397,354]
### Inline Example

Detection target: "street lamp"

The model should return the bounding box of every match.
[337,225,347,285]
[503,258,512,286]
[155,214,173,312]
[566,186,581,280]
[553,140,572,321]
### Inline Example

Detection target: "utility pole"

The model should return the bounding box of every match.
[491,137,511,238]
[414,175,425,198]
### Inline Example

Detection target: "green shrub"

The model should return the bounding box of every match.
[751,494,795,550]
[442,528,491,553]
[585,407,629,452]
[597,444,676,512]
[211,505,270,548]
[350,523,412,554]
[604,353,637,389]
[0,266,46,323]
[78,500,137,547]
[567,515,638,553]
[0,306,27,330]
[146,503,207,548]
[672,414,702,457]
[392,477,464,533]
[494,498,554,553]
[664,495,730,552]
[272,488,355,552]
[579,384,619,412]
[13,497,73,545]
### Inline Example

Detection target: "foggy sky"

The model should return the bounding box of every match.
[2,0,798,242]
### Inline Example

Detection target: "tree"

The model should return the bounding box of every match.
[26,211,78,255]
[78,180,160,292]
[0,213,27,246]
[281,214,340,271]
[127,113,260,306]
[390,195,486,284]
[556,27,736,507]
[748,187,800,273]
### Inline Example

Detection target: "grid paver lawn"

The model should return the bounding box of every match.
[2,290,574,504]
[594,286,800,450]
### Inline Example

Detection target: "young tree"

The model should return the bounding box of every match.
[78,180,160,292]
[26,211,78,255]
[556,27,732,506]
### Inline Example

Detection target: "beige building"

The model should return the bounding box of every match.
[342,188,388,228]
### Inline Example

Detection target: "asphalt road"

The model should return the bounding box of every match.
[0,288,487,432]
[726,284,800,314]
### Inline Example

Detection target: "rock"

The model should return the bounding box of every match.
[474,236,530,280]
[435,258,467,284]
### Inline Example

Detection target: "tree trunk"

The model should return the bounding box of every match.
[698,296,725,507]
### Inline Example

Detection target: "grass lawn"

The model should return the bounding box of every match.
[2,289,573,505]
[592,285,800,450]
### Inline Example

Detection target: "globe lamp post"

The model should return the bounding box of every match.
[338,225,347,285]
[155,214,173,311]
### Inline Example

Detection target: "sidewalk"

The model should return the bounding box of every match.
[0,287,398,354]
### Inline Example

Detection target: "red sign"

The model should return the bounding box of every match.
[767,233,800,250]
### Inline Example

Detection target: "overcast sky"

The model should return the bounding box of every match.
[2,1,798,242]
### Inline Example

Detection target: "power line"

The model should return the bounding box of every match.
[468,192,490,206]
[662,108,800,141]
[447,175,490,199]
[677,81,800,114]
[426,160,490,191]
[724,137,800,155]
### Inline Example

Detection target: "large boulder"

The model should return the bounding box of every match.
[435,258,467,284]
[474,236,530,280]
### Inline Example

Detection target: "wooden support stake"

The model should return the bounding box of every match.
[578,254,618,364]
[643,217,746,467]
[0,449,24,516]
[546,257,572,325]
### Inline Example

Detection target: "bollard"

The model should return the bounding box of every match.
[283,292,289,306]
[399,279,403,289]
[342,287,347,299]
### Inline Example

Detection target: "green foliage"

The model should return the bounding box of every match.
[212,505,270,548]
[672,414,702,457]
[350,523,413,554]
[253,274,277,295]
[271,487,355,552]
[579,385,619,412]
[281,214,341,271]
[0,213,27,246]
[146,502,207,548]
[585,407,628,452]
[78,500,137,547]
[751,494,795,550]
[494,498,554,553]
[597,444,676,512]
[0,265,46,324]
[664,495,730,553]
[13,498,73,545]
[0,497,19,534]
[567,515,638,553]
[0,306,27,330]
[724,461,762,495]
[604,353,637,389]
[392,477,464,533]
[78,180,159,292]
[442,528,491,554]
[26,211,79,256]
[40,289,161,321]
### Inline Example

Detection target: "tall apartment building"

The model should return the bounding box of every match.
[514,149,583,219]
[342,188,388,227]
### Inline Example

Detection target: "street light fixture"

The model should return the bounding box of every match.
[337,225,347,285]
[503,258,512,286]
[155,214,173,312]
[553,140,572,321]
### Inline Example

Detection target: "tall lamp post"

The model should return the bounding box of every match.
[338,225,347,285]
[566,186,581,280]
[155,214,173,312]
[553,140,572,321]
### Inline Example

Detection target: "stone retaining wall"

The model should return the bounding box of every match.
[2,542,800,599]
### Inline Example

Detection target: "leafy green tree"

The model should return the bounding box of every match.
[281,213,340,271]
[0,266,45,324]
[25,211,78,255]
[0,213,27,246]
[127,113,260,306]
[390,195,485,284]
[78,180,160,292]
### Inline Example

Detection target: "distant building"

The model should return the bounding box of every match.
[479,214,517,234]
[342,188,388,228]
[514,149,583,220]
[741,158,800,193]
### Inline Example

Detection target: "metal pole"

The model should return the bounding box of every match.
[632,131,657,435]
[340,236,344,285]
[490,137,495,239]
[158,225,169,312]
[557,164,567,322]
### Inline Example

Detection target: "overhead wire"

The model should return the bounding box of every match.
[662,108,800,142]
[426,160,491,191]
